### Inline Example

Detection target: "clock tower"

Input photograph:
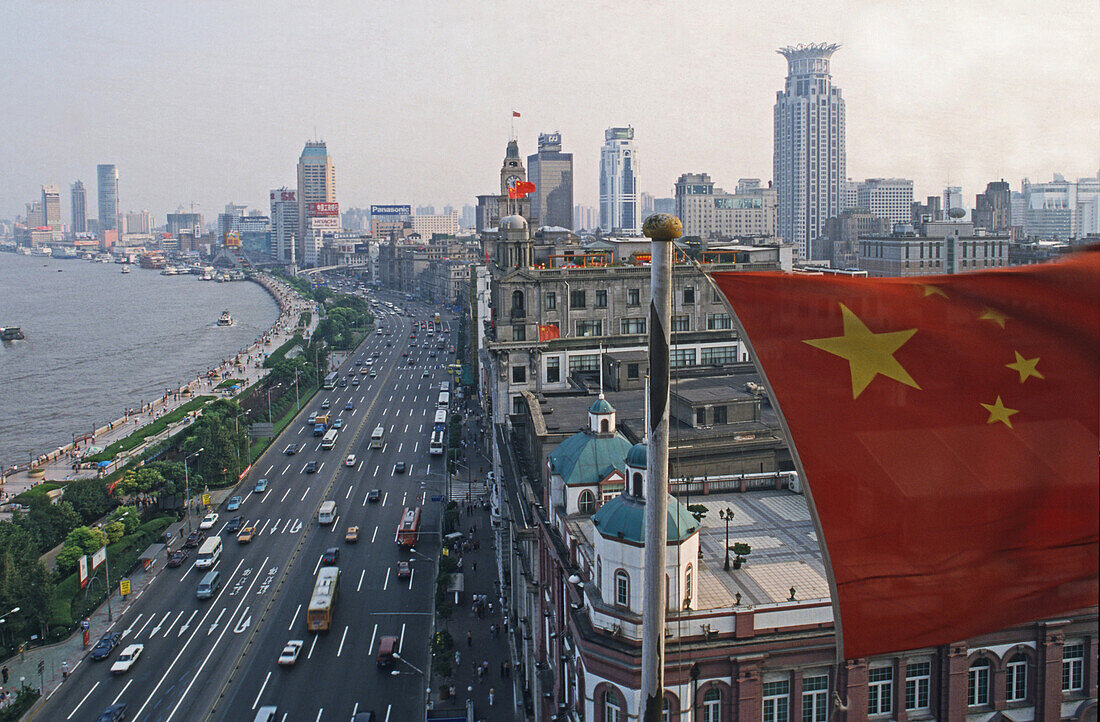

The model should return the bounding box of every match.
[500,139,527,195]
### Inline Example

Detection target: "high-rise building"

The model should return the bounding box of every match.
[297,141,337,261]
[855,178,914,228]
[166,211,203,238]
[599,127,639,234]
[840,178,859,213]
[973,180,1012,232]
[527,132,573,229]
[411,210,460,237]
[96,164,119,232]
[70,181,87,233]
[218,202,248,239]
[674,173,778,239]
[1021,173,1100,240]
[270,188,299,263]
[41,185,61,229]
[774,43,846,259]
[123,210,153,234]
[573,204,599,231]
[943,186,964,217]
[25,201,44,228]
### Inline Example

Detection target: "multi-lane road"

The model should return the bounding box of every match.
[43,292,457,722]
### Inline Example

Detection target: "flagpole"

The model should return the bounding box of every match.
[640,213,679,722]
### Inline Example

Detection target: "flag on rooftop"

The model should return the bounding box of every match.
[710,247,1099,660]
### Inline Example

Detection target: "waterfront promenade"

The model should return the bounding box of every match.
[0,274,319,501]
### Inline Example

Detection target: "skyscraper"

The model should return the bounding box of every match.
[856,178,914,228]
[270,188,299,263]
[297,141,337,262]
[41,185,61,229]
[527,132,573,229]
[599,127,639,234]
[71,181,87,233]
[943,186,964,217]
[97,164,119,232]
[973,180,1012,232]
[774,43,846,259]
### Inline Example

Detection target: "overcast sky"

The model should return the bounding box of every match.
[2,0,1097,221]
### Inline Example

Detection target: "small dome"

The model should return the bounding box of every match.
[589,397,614,414]
[499,215,528,231]
[625,443,647,468]
[592,493,699,544]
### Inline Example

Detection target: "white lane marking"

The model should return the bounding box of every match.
[414,442,419,453]
[264,464,273,475]
[345,486,353,499]
[401,492,407,506]
[289,603,302,631]
[252,671,271,711]
[399,623,406,652]
[368,623,378,654]
[150,610,172,636]
[296,427,304,436]
[307,634,318,660]
[280,487,292,502]
[381,492,388,507]
[357,569,365,592]
[300,487,310,502]
[331,515,340,530]
[397,443,403,453]
[314,710,324,722]
[281,518,293,533]
[178,610,197,636]
[373,465,380,476]
[258,518,271,535]
[282,464,291,474]
[317,462,324,474]
[383,567,391,591]
[313,555,323,576]
[111,678,133,705]
[66,681,101,719]
[408,463,414,475]
[207,608,225,635]
[371,526,378,543]
[404,424,409,433]
[135,613,155,638]
[337,625,349,657]
[357,460,364,472]
[122,613,143,638]
[408,568,415,589]
[385,704,391,722]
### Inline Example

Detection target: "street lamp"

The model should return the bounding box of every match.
[184,448,204,533]
[103,512,129,622]
[390,653,425,676]
[719,507,734,571]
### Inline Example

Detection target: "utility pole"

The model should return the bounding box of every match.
[641,213,680,721]
[184,447,204,533]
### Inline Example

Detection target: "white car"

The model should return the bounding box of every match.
[199,513,219,530]
[111,644,144,674]
[278,640,304,666]
[345,454,357,467]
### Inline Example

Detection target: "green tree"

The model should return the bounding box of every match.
[103,521,125,543]
[117,467,165,498]
[60,478,114,522]
[110,506,140,534]
[14,498,82,552]
[64,526,106,556]
[54,545,84,574]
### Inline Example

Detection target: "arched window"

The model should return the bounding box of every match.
[968,658,991,706]
[511,289,525,315]
[1006,653,1028,703]
[662,697,670,722]
[684,563,693,606]
[604,689,623,722]
[578,490,597,514]
[600,419,609,433]
[703,688,721,722]
[615,569,629,606]
[632,472,643,497]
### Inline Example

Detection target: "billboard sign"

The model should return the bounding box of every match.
[309,202,339,216]
[271,190,296,202]
[78,555,89,589]
[91,546,106,570]
[311,216,340,230]
[370,205,411,216]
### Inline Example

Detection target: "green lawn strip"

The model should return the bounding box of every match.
[217,378,245,389]
[11,482,62,505]
[247,380,319,464]
[84,396,215,463]
[263,334,303,368]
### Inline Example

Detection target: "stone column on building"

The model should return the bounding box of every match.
[1037,624,1066,722]
[735,659,762,722]
[940,643,969,718]
[844,658,868,720]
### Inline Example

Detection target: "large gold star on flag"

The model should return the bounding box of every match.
[804,303,921,399]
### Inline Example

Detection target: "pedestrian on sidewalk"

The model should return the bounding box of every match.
[472,560,477,573]
[489,687,495,706]
[454,650,460,665]
[467,630,472,647]
[2,665,8,683]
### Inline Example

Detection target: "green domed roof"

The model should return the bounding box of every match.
[591,493,699,544]
[589,397,615,414]
[625,442,647,468]
[547,429,633,487]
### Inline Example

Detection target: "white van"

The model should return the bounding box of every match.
[318,501,337,525]
[321,428,339,450]
[370,426,384,449]
[195,537,222,569]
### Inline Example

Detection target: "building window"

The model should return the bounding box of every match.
[569,354,599,373]
[1062,643,1084,692]
[545,291,556,310]
[968,659,991,706]
[762,680,790,722]
[513,324,526,341]
[672,315,690,332]
[621,318,646,334]
[671,348,696,368]
[628,288,640,306]
[701,345,737,365]
[802,675,828,722]
[576,320,603,337]
[662,697,670,722]
[570,290,586,308]
[684,564,692,603]
[695,408,706,426]
[614,570,629,606]
[511,395,525,415]
[595,289,607,308]
[546,356,560,384]
[578,490,596,514]
[713,406,728,424]
[512,366,526,384]
[905,661,930,711]
[1006,654,1028,703]
[707,313,732,330]
[867,666,893,716]
[683,286,695,305]
[627,363,639,380]
[604,690,623,722]
[703,688,721,722]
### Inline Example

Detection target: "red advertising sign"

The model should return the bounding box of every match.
[309,202,339,216]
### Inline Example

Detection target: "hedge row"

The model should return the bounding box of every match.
[263,334,303,369]
[84,396,215,463]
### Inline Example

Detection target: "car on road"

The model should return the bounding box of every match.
[254,478,269,493]
[110,644,144,674]
[321,399,331,409]
[351,712,377,722]
[407,358,415,365]
[321,547,339,566]
[345,526,360,543]
[370,369,377,378]
[198,513,218,530]
[284,443,298,455]
[345,454,356,467]
[401,351,408,358]
[345,400,354,410]
[367,489,380,503]
[422,369,430,377]
[304,461,318,474]
[332,418,344,429]
[183,529,206,548]
[351,377,359,386]
[237,526,255,544]
[166,549,190,568]
[409,342,417,347]
[307,413,318,425]
[396,561,411,579]
[95,704,128,722]
[227,496,242,511]
[395,461,407,473]
[277,640,304,666]
[225,516,244,533]
[90,632,122,661]
[385,341,392,347]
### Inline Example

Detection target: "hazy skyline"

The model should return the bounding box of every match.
[2,0,1098,221]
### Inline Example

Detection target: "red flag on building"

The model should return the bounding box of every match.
[538,324,561,342]
[710,249,1099,660]
[513,181,536,199]
[512,110,521,118]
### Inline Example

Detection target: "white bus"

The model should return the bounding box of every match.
[437,392,450,410]
[429,430,445,456]
[195,537,222,569]
[370,426,384,449]
[321,428,339,449]
[440,381,450,393]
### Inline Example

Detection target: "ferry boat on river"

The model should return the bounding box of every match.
[217,310,234,326]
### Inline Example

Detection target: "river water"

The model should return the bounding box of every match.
[0,253,280,467]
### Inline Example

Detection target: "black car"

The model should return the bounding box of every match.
[96,704,127,722]
[367,489,380,503]
[285,443,298,455]
[225,515,245,533]
[90,632,122,661]
[395,461,407,473]
[166,549,189,568]
[183,529,207,549]
[321,547,339,566]
[304,461,318,473]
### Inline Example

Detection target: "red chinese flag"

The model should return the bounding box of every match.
[507,187,519,200]
[512,110,521,118]
[538,324,561,342]
[710,249,1099,660]
[514,181,536,199]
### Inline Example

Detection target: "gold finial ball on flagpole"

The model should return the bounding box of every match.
[643,213,682,241]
